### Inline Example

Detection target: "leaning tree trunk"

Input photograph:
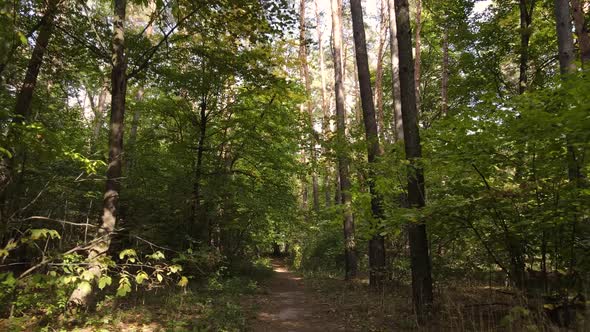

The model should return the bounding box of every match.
[387,0,404,142]
[350,0,386,289]
[331,0,357,280]
[395,0,433,321]
[0,0,59,197]
[68,0,127,309]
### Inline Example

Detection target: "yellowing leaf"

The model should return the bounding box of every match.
[177,276,188,287]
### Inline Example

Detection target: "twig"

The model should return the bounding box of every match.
[21,216,98,228]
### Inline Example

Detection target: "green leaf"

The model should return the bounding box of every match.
[156,273,163,283]
[0,147,12,158]
[98,276,112,290]
[135,271,149,285]
[116,277,131,297]
[119,249,137,260]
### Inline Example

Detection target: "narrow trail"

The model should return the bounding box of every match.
[248,260,345,332]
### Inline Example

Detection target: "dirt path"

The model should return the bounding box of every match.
[248,260,345,332]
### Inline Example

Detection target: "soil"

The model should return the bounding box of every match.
[247,260,346,331]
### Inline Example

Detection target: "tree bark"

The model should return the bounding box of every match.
[315,0,332,208]
[555,0,576,75]
[68,0,128,309]
[192,99,207,239]
[414,0,422,116]
[375,0,388,142]
[395,0,433,320]
[300,0,320,213]
[554,0,581,280]
[441,27,449,115]
[331,0,357,280]
[91,82,110,153]
[519,0,535,94]
[350,0,386,289]
[0,0,59,196]
[388,0,404,142]
[571,0,590,65]
[13,0,59,121]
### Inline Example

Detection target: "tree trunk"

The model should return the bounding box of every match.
[331,0,357,280]
[571,0,590,65]
[554,0,581,280]
[126,88,143,170]
[395,0,433,320]
[519,0,534,94]
[555,0,576,75]
[350,0,386,289]
[192,99,207,239]
[388,0,404,142]
[91,82,110,153]
[375,0,388,142]
[315,0,332,208]
[441,28,449,116]
[14,0,58,121]
[300,0,320,213]
[68,0,128,309]
[0,0,59,196]
[414,0,422,116]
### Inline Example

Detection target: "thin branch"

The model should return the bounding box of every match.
[128,4,204,79]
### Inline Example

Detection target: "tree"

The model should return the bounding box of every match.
[299,0,319,213]
[395,0,433,320]
[518,0,535,94]
[349,0,386,288]
[571,0,590,65]
[68,0,128,308]
[388,0,404,142]
[331,0,357,279]
[0,0,60,197]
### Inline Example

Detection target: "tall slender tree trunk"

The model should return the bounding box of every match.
[0,0,59,196]
[554,0,581,278]
[388,0,404,142]
[299,0,320,213]
[192,99,207,239]
[315,0,332,208]
[519,0,534,94]
[441,27,449,116]
[414,0,422,116]
[68,0,128,309]
[331,0,357,279]
[395,0,433,320]
[350,0,386,289]
[91,82,110,153]
[571,0,590,65]
[375,0,388,142]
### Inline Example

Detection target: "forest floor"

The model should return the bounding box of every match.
[244,259,346,331]
[2,258,585,331]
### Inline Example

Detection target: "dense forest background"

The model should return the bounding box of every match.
[0,0,589,330]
